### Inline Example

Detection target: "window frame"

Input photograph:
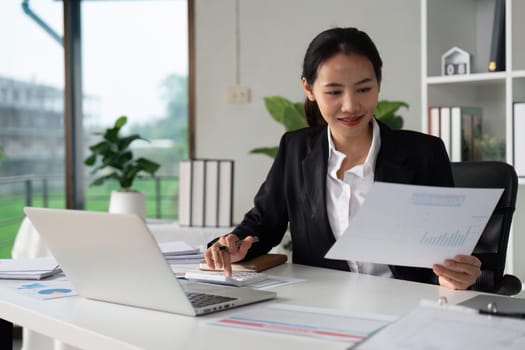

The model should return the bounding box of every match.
[62,0,194,209]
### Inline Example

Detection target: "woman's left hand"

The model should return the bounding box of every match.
[432,254,481,290]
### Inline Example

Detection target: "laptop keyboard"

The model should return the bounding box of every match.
[186,292,237,308]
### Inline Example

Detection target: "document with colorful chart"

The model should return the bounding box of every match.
[211,303,395,344]
[12,277,77,300]
[325,182,503,268]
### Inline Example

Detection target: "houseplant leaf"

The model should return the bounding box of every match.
[119,134,145,150]
[282,105,308,131]
[136,158,161,174]
[84,115,160,190]
[374,100,408,130]
[264,96,295,124]
[114,115,127,129]
[249,147,279,158]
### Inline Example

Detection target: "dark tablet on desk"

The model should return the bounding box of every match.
[459,294,525,313]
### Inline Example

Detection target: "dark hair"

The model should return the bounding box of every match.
[302,27,383,127]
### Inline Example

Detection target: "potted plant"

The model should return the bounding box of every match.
[84,116,160,220]
[250,96,408,158]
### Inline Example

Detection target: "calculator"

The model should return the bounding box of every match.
[184,271,268,287]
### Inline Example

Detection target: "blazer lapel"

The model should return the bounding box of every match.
[374,120,415,184]
[301,127,335,247]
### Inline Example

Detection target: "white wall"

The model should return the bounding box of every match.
[194,0,421,223]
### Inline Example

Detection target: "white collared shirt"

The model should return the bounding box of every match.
[326,118,393,278]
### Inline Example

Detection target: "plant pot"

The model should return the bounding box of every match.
[108,190,146,220]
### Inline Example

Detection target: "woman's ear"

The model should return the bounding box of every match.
[302,78,315,101]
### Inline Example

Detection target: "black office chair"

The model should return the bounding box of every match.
[451,161,522,295]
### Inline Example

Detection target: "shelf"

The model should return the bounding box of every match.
[426,72,506,86]
[511,70,525,79]
[424,0,525,281]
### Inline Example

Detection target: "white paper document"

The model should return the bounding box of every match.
[352,303,525,350]
[0,257,61,280]
[325,182,503,267]
[157,241,200,256]
[212,304,395,344]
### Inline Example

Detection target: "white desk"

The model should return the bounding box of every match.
[0,263,483,350]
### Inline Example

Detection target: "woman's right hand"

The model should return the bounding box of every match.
[204,234,255,277]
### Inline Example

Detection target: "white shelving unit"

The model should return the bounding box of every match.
[421,0,525,277]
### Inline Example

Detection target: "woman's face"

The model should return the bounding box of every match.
[303,52,379,144]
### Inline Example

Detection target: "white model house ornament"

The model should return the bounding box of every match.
[441,46,470,76]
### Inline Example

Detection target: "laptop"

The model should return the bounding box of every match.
[24,207,276,316]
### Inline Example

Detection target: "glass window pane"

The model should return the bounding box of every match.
[82,0,189,220]
[0,1,64,258]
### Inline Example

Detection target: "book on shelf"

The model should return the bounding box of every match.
[488,0,505,72]
[514,102,525,177]
[178,159,234,227]
[204,160,219,227]
[199,253,288,273]
[218,160,234,227]
[190,160,206,226]
[427,107,441,138]
[450,106,482,162]
[439,107,451,157]
[178,160,192,226]
[427,106,482,162]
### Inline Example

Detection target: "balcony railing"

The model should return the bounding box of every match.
[0,174,180,258]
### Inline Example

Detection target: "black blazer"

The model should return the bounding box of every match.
[232,120,454,284]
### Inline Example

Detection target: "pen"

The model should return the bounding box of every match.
[477,301,525,319]
[479,309,525,319]
[218,236,259,252]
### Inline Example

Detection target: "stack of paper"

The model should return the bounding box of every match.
[158,241,204,264]
[0,257,61,280]
[353,303,525,350]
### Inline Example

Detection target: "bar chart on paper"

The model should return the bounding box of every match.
[325,182,503,268]
[419,226,475,247]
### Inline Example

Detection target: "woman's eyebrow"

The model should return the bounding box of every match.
[354,77,374,85]
[322,82,344,87]
[321,77,375,88]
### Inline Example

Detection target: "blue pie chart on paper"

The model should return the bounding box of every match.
[19,283,47,289]
[38,288,72,295]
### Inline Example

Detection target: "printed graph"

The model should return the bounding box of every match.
[419,226,472,247]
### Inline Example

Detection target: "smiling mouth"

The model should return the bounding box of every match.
[338,115,364,125]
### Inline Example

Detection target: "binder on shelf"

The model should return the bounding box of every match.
[204,160,220,227]
[427,107,440,138]
[178,159,234,227]
[178,160,192,226]
[190,160,206,226]
[488,0,505,72]
[514,102,525,177]
[218,160,234,227]
[439,107,451,157]
[450,106,482,162]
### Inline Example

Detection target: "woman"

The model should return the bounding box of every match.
[204,27,481,290]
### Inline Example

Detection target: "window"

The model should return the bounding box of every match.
[0,0,190,258]
[81,0,189,218]
[0,0,64,258]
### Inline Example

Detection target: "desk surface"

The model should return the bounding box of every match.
[0,263,483,350]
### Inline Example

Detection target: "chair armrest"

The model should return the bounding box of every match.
[495,274,522,296]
